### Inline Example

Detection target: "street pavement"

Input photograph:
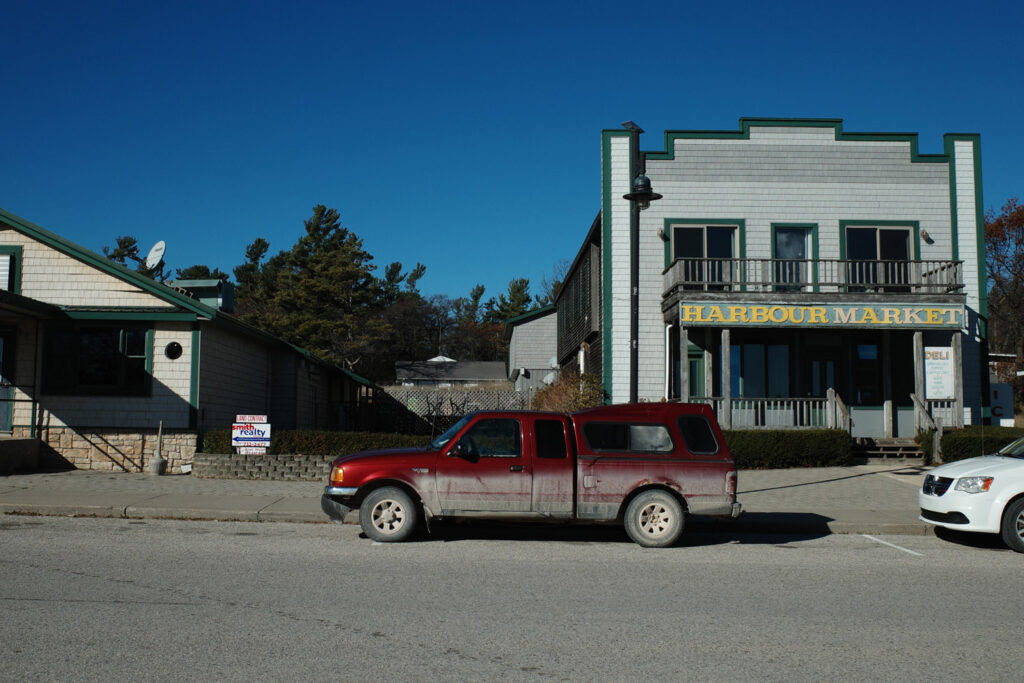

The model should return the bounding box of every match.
[0,464,931,536]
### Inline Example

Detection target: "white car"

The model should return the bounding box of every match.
[919,436,1024,552]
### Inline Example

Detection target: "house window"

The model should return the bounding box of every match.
[43,324,151,396]
[846,226,912,292]
[0,246,23,293]
[672,225,736,290]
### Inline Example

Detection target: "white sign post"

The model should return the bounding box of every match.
[924,347,954,400]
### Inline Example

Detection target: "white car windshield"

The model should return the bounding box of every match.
[997,436,1024,458]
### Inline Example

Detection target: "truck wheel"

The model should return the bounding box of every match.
[1000,498,1024,553]
[360,487,419,543]
[624,490,685,548]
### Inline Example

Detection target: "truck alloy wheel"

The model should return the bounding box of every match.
[624,490,685,548]
[360,487,419,543]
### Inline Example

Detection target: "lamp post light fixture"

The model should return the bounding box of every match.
[621,121,663,403]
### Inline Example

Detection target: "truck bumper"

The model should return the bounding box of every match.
[321,488,358,524]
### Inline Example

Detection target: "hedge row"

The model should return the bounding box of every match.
[203,429,428,456]
[938,426,1024,463]
[723,429,851,469]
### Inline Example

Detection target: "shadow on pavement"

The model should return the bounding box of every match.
[934,527,1012,552]
[383,512,832,546]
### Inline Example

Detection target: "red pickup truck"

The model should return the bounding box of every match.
[321,402,741,547]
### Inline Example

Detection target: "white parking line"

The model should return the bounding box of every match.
[861,534,924,556]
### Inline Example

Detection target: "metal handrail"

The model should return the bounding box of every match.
[664,257,963,295]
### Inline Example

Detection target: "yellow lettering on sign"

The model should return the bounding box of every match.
[706,306,725,323]
[769,306,788,323]
[681,305,703,323]
[882,308,901,325]
[902,308,922,325]
[833,308,858,324]
[728,306,748,323]
[925,309,942,324]
[861,308,880,324]
[945,309,961,325]
[808,307,828,324]
[751,306,769,323]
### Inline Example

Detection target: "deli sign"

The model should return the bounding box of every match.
[678,302,965,329]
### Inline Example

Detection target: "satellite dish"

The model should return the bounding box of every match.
[144,240,166,270]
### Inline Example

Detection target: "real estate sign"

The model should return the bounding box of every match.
[232,421,272,448]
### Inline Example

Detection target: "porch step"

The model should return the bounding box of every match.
[851,437,925,465]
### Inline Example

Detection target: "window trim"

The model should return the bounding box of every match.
[838,220,921,261]
[770,223,819,292]
[0,245,23,294]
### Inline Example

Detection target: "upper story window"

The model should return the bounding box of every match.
[671,225,737,290]
[846,226,912,292]
[773,226,813,292]
[43,323,151,396]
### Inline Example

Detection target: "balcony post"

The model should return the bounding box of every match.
[721,328,731,429]
[679,324,689,402]
[913,331,924,432]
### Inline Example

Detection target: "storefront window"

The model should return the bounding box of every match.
[854,343,880,404]
[729,343,790,398]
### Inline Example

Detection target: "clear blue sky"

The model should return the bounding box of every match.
[3,1,1021,301]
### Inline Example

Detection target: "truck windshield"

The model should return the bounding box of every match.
[430,415,474,450]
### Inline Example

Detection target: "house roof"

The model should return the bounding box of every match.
[0,206,372,386]
[395,360,507,382]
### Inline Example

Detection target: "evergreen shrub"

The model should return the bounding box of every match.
[723,429,851,469]
[202,429,428,455]
[939,426,1024,463]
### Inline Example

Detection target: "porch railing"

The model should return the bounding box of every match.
[664,258,963,295]
[688,390,850,431]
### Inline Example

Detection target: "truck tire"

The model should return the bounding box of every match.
[624,490,685,548]
[360,487,419,543]
[1000,498,1024,553]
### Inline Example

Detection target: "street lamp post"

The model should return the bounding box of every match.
[621,121,663,404]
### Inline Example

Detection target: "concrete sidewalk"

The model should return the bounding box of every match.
[0,464,931,536]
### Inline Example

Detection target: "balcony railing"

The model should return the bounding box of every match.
[663,258,963,296]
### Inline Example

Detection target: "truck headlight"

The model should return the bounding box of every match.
[954,476,993,494]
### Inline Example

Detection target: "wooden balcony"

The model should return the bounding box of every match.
[663,258,963,301]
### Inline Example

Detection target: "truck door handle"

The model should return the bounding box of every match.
[510,465,524,472]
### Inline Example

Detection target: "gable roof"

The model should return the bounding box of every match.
[395,360,507,383]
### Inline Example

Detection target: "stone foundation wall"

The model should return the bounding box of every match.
[34,427,200,474]
[192,452,332,481]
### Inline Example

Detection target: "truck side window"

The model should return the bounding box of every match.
[535,419,567,459]
[458,418,522,458]
[677,415,719,455]
[583,422,673,453]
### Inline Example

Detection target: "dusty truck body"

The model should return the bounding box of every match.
[321,402,740,547]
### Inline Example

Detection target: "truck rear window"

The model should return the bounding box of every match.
[583,422,673,453]
[677,415,719,455]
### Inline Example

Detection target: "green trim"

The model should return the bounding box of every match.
[0,245,23,294]
[0,206,218,318]
[838,221,921,260]
[943,134,986,321]
[144,328,154,376]
[61,310,198,321]
[602,130,630,399]
[771,224,820,292]
[645,118,949,165]
[189,326,199,429]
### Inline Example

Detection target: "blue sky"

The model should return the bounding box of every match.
[3,1,1021,302]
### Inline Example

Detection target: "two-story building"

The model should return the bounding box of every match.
[558,118,986,440]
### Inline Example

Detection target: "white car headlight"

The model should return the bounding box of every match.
[954,476,993,494]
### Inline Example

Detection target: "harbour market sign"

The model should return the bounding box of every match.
[678,302,964,329]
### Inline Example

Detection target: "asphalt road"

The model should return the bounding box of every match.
[2,516,1021,681]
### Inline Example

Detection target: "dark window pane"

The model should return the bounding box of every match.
[847,228,877,260]
[124,328,147,357]
[678,416,719,455]
[584,423,628,451]
[535,419,567,459]
[78,328,120,387]
[461,419,521,457]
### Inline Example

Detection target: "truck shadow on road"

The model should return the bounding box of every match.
[392,512,832,546]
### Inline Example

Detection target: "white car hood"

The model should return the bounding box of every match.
[930,455,1024,479]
